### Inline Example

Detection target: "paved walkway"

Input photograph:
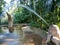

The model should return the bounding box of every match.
[0,32,20,45]
[0,31,34,45]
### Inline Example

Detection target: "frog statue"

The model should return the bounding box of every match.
[46,24,60,45]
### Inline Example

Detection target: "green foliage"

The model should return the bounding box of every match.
[28,20,40,28]
[0,0,5,14]
[13,0,60,30]
[14,7,31,23]
[0,0,5,33]
[1,20,8,25]
[0,0,57,31]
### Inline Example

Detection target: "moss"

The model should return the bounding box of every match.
[56,22,60,28]
[0,30,3,33]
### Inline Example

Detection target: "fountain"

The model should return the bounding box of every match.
[18,4,49,26]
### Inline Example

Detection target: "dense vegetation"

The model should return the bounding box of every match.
[1,0,60,31]
[14,0,60,30]
[0,0,5,32]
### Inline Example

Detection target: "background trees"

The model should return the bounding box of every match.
[14,0,60,30]
[0,0,5,32]
[1,0,60,31]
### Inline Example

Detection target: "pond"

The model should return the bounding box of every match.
[0,26,47,45]
[0,26,36,45]
[0,27,23,45]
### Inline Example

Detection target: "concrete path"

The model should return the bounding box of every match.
[0,33,20,45]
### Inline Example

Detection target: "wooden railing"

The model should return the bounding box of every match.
[1,23,28,27]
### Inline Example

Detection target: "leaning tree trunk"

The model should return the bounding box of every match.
[6,12,14,33]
